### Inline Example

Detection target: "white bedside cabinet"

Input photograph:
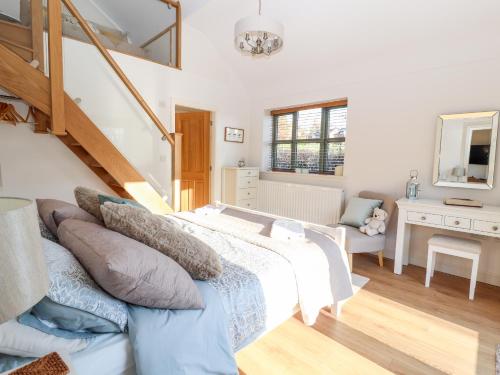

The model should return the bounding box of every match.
[222,167,259,209]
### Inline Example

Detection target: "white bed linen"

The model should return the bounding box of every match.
[71,334,135,375]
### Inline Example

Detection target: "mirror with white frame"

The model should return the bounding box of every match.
[433,111,499,189]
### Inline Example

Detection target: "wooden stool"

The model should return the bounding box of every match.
[425,234,481,300]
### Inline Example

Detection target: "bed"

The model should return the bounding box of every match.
[0,204,352,375]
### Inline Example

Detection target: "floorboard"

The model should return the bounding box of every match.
[237,254,500,374]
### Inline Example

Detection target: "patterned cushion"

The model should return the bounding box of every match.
[101,203,223,280]
[98,194,147,211]
[41,238,127,332]
[74,186,106,221]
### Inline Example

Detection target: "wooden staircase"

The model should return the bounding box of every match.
[0,42,171,213]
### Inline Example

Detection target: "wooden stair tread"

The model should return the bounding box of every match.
[0,19,31,31]
[0,36,33,53]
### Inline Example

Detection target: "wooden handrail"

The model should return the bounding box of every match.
[140,23,176,49]
[61,0,175,146]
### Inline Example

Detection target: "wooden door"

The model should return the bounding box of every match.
[175,111,211,211]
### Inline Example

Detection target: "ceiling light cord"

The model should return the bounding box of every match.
[259,0,262,15]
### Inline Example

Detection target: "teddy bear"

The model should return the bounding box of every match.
[359,207,388,236]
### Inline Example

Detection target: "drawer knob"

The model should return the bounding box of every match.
[421,216,426,221]
[454,220,460,225]
[247,192,250,195]
[493,226,499,231]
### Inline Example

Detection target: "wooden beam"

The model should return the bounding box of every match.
[0,43,51,114]
[31,0,44,72]
[271,99,348,116]
[171,132,183,212]
[62,0,174,146]
[31,107,50,133]
[47,0,66,135]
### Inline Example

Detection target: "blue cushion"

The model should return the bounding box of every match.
[98,194,147,211]
[17,312,97,340]
[339,197,383,228]
[30,297,121,335]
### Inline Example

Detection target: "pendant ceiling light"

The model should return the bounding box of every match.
[234,0,284,56]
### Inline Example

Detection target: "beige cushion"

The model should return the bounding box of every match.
[74,186,106,221]
[101,202,223,280]
[58,219,204,309]
[36,198,100,236]
[428,234,481,254]
[330,224,385,254]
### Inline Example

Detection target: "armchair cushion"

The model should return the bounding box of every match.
[330,224,385,254]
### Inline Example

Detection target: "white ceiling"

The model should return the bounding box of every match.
[185,0,500,94]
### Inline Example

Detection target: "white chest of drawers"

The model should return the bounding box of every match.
[221,167,259,210]
[394,198,500,274]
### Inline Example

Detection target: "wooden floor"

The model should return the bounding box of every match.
[236,254,500,375]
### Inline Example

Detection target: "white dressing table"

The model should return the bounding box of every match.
[394,198,500,274]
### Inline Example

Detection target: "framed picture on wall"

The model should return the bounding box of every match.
[224,127,244,143]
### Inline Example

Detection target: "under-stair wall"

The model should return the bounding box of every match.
[0,124,114,202]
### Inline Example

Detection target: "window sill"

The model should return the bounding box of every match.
[260,170,344,181]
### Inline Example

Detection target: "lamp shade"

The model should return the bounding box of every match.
[0,198,48,324]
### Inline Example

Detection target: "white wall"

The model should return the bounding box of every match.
[0,125,113,203]
[248,43,500,286]
[60,22,250,204]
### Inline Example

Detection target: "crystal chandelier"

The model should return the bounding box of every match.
[234,0,284,56]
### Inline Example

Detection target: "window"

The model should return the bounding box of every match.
[270,100,347,174]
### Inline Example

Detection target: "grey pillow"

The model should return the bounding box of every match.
[100,203,223,280]
[36,198,101,237]
[74,186,106,221]
[58,219,204,309]
[339,197,383,228]
[41,238,127,331]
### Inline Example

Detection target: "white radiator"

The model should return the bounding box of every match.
[257,180,344,225]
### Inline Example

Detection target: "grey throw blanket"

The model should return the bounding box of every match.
[174,207,353,325]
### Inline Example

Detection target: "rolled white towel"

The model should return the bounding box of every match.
[271,219,305,240]
[194,204,227,215]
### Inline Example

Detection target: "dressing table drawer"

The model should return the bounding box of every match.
[407,211,443,225]
[444,216,471,230]
[473,220,500,235]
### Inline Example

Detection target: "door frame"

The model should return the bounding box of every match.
[171,99,215,211]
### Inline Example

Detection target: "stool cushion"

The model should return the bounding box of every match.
[329,224,385,254]
[428,234,481,254]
